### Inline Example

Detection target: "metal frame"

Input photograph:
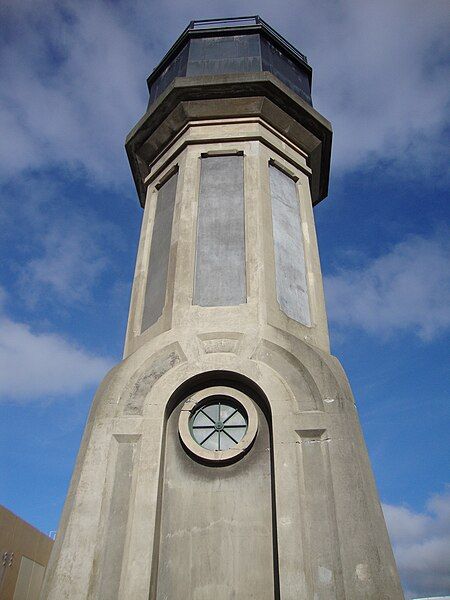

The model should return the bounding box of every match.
[187,17,308,64]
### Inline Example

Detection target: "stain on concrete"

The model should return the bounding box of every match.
[124,347,184,415]
[356,563,370,582]
[252,339,322,411]
[318,566,332,584]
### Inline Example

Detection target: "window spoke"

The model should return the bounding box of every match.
[223,409,238,424]
[200,409,216,424]
[200,429,217,445]
[223,429,239,444]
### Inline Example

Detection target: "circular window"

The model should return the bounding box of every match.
[190,399,248,451]
[178,386,258,464]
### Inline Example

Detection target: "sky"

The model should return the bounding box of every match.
[0,1,449,598]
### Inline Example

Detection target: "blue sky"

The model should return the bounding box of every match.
[0,1,449,598]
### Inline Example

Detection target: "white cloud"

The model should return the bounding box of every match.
[20,215,111,306]
[0,173,124,309]
[324,231,450,340]
[383,488,450,599]
[297,0,450,174]
[0,0,147,184]
[1,0,448,183]
[0,315,112,401]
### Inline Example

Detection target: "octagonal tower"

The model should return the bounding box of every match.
[42,17,403,600]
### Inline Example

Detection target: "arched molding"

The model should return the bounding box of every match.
[147,356,284,600]
[260,327,357,410]
[252,339,323,412]
[119,342,187,415]
[143,353,294,424]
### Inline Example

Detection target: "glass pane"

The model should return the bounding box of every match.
[193,427,215,444]
[202,404,220,422]
[225,412,246,427]
[202,431,219,450]
[224,426,246,443]
[220,403,237,421]
[220,432,236,450]
[193,411,214,427]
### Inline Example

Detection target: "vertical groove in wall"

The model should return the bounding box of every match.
[141,170,178,332]
[194,155,246,306]
[148,414,168,600]
[98,435,140,599]
[269,164,311,326]
[321,437,346,598]
[296,430,345,597]
[269,421,282,600]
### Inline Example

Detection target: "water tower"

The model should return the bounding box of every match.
[42,17,404,599]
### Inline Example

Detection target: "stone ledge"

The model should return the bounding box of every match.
[126,72,332,207]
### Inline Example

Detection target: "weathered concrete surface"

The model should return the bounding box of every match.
[154,399,274,599]
[123,125,330,358]
[96,436,137,599]
[41,326,404,599]
[42,52,402,600]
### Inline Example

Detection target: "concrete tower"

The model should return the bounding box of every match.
[42,17,404,600]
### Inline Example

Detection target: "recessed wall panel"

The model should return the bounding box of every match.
[269,164,311,325]
[98,436,139,599]
[155,401,276,598]
[194,155,246,306]
[296,429,345,596]
[141,171,178,332]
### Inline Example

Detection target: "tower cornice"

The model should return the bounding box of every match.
[126,72,332,208]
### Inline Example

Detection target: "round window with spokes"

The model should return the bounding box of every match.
[190,398,247,451]
[178,386,258,464]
